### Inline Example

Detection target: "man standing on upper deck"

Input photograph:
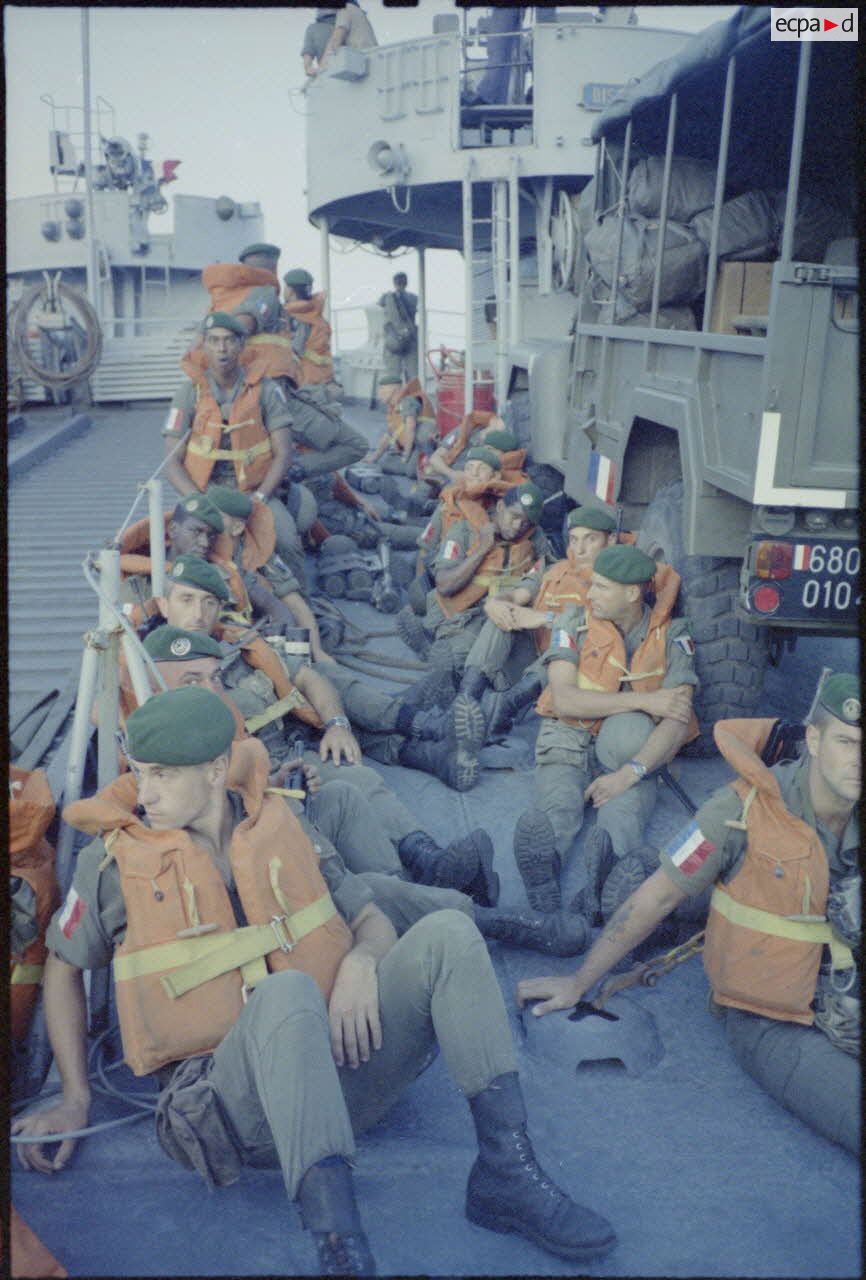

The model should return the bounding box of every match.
[319,2,378,71]
[301,8,339,77]
[378,272,419,394]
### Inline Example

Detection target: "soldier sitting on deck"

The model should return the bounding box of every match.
[132,626,589,957]
[517,672,860,1156]
[12,686,616,1275]
[511,544,699,917]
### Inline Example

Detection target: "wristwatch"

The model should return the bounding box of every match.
[253,490,267,503]
[323,716,351,732]
[626,759,649,780]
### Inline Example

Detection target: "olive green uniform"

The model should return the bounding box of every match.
[425,519,548,678]
[47,794,514,1200]
[537,605,698,860]
[658,753,859,1153]
[378,289,418,385]
[220,652,423,851]
[164,373,310,587]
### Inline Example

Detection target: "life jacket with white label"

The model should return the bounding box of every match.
[536,563,698,743]
[9,768,60,1046]
[702,718,855,1024]
[63,738,353,1076]
[178,356,273,493]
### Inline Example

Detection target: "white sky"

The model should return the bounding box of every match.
[6,4,738,317]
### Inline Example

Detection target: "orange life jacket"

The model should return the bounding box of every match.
[535,563,699,742]
[178,356,272,492]
[117,515,251,622]
[531,556,593,655]
[63,738,353,1076]
[283,291,334,386]
[215,623,323,731]
[9,1206,67,1279]
[211,497,276,573]
[436,499,540,620]
[702,719,853,1025]
[200,262,279,314]
[9,768,60,1046]
[385,376,436,444]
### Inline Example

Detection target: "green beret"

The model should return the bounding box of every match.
[817,672,860,725]
[126,686,235,766]
[202,311,247,338]
[465,446,502,472]
[483,429,519,452]
[143,626,224,663]
[503,481,544,526]
[178,493,224,534]
[283,267,314,288]
[168,555,230,601]
[239,242,281,262]
[206,484,253,520]
[593,544,656,585]
[567,505,617,533]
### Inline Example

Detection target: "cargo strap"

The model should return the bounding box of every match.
[112,893,337,997]
[11,963,44,985]
[594,929,705,1008]
[710,887,854,970]
[245,688,309,734]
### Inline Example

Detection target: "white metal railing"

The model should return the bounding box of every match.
[332,304,465,357]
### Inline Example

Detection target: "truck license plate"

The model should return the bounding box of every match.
[751,539,861,623]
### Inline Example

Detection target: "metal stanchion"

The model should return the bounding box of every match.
[146,478,166,599]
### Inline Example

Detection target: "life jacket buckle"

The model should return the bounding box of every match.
[241,982,253,1005]
[269,914,294,953]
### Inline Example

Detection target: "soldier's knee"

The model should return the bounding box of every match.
[410,906,484,954]
[595,711,655,771]
[249,968,326,1029]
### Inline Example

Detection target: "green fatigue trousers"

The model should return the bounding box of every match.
[191,911,518,1198]
[303,779,473,928]
[427,605,487,677]
[724,1008,860,1155]
[314,658,407,766]
[464,617,541,689]
[265,495,312,591]
[533,711,659,861]
[288,390,368,478]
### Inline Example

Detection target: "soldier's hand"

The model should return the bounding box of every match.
[328,951,382,1068]
[585,766,637,808]
[516,975,584,1017]
[641,685,693,724]
[320,725,362,766]
[484,598,515,630]
[301,760,322,794]
[11,1098,90,1174]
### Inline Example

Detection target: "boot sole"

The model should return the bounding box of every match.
[513,811,562,914]
[451,694,486,755]
[466,1201,617,1262]
[396,609,432,659]
[449,748,479,792]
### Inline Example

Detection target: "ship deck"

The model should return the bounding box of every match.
[8,400,860,1278]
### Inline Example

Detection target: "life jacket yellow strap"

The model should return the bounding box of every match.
[245,688,309,735]
[113,894,337,997]
[187,438,271,464]
[220,609,253,627]
[224,418,258,433]
[247,333,294,349]
[710,887,854,970]
[11,963,44,985]
[265,786,307,800]
[607,654,665,683]
[303,351,333,367]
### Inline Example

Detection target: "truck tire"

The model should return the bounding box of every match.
[636,480,769,755]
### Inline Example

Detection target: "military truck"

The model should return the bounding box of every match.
[524,7,858,748]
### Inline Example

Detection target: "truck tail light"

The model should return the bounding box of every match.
[751,584,781,615]
[755,541,793,580]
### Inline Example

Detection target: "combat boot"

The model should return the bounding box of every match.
[513,810,561,913]
[599,847,657,923]
[486,670,543,740]
[297,1156,376,1276]
[473,906,590,956]
[570,826,615,926]
[398,666,456,713]
[466,1073,617,1261]
[397,737,478,791]
[395,604,432,659]
[397,829,499,906]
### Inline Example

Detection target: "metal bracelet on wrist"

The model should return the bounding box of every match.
[323,715,351,732]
